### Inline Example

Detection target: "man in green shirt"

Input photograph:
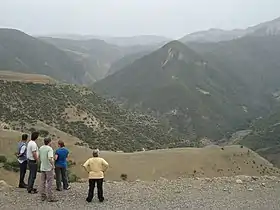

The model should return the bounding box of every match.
[39,137,57,202]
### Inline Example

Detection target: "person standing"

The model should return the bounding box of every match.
[26,131,39,194]
[83,149,109,203]
[16,134,28,188]
[55,140,70,191]
[39,137,57,202]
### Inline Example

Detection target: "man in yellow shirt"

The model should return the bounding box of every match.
[83,149,109,203]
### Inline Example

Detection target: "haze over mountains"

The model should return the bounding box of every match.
[1,16,280,166]
[181,16,280,43]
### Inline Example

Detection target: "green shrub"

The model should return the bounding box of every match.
[0,155,7,163]
[120,173,128,181]
[3,160,20,172]
[68,171,79,183]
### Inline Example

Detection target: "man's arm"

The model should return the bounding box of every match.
[82,159,90,173]
[17,145,26,157]
[31,144,38,161]
[48,149,55,169]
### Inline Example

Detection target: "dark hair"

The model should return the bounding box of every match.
[58,140,65,147]
[44,137,52,145]
[22,134,28,141]
[31,132,39,141]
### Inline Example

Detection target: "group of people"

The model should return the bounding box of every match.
[16,131,109,203]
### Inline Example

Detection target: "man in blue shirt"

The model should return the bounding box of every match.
[16,134,28,188]
[54,140,70,191]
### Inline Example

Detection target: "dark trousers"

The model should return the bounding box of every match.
[19,160,27,186]
[86,179,104,202]
[55,166,69,190]
[27,160,38,191]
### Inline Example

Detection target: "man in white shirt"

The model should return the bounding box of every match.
[26,131,39,194]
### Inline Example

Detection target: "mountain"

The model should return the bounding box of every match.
[44,34,170,46]
[181,16,280,43]
[99,35,170,46]
[188,35,280,97]
[94,41,266,141]
[0,29,86,84]
[0,77,187,152]
[40,37,124,82]
[239,106,280,167]
[40,37,165,82]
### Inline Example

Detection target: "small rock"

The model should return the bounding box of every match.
[223,188,228,191]
[236,179,243,184]
[248,188,253,191]
[261,183,266,187]
[251,176,259,181]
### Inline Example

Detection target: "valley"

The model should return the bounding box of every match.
[1,16,280,190]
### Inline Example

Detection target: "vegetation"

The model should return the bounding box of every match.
[0,29,86,84]
[0,155,7,163]
[0,80,185,152]
[94,41,269,140]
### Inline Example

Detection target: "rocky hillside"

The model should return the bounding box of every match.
[0,80,185,152]
[93,41,269,141]
[0,29,86,84]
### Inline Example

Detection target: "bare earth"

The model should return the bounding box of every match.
[1,176,280,210]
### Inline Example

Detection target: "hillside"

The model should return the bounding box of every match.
[0,29,86,84]
[188,35,280,98]
[0,80,187,152]
[0,70,56,84]
[40,37,125,82]
[94,41,267,141]
[180,16,280,43]
[238,105,280,167]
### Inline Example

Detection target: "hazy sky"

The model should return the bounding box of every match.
[1,0,280,38]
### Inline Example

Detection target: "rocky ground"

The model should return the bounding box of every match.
[1,176,280,210]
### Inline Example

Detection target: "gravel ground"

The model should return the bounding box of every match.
[1,176,280,210]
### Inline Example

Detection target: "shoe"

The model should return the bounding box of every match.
[64,186,71,190]
[56,188,62,191]
[86,198,92,203]
[99,198,104,203]
[27,188,38,194]
[41,194,47,201]
[18,184,27,188]
[47,198,58,202]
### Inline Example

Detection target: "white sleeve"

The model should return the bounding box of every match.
[19,145,26,154]
[30,142,37,152]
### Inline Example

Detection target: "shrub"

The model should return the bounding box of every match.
[39,129,49,137]
[3,160,20,172]
[68,171,79,183]
[120,173,128,181]
[0,155,7,163]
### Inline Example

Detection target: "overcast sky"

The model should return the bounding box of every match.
[1,0,280,38]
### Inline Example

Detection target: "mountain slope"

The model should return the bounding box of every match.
[40,37,125,82]
[239,105,280,167]
[0,29,86,84]
[94,41,262,140]
[188,35,280,97]
[181,16,280,43]
[0,79,186,152]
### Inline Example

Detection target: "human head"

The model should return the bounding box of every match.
[92,149,99,157]
[31,131,39,141]
[22,134,28,141]
[58,140,65,148]
[44,137,52,146]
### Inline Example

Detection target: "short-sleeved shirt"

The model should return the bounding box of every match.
[55,147,69,168]
[26,140,38,160]
[39,145,54,172]
[83,157,109,179]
